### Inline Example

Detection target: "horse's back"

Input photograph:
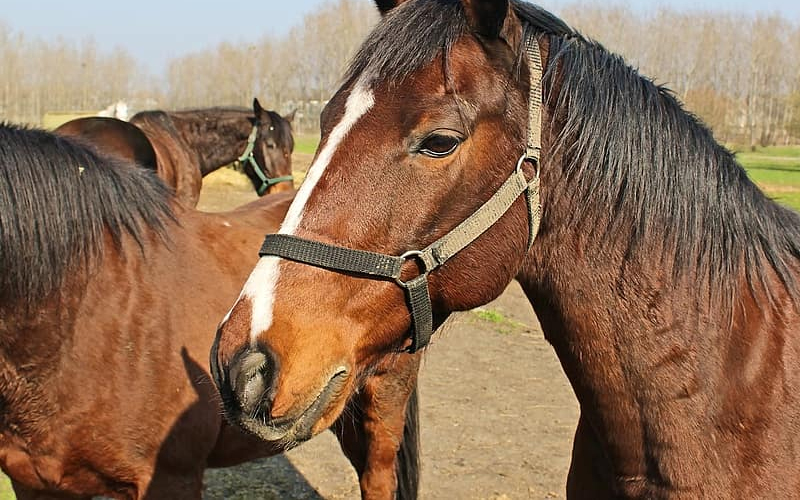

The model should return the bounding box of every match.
[130,111,203,206]
[54,116,158,171]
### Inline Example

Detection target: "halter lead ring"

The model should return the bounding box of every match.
[238,124,294,196]
[258,29,543,353]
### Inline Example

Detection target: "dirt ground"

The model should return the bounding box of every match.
[198,155,579,500]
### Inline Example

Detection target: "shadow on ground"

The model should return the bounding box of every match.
[204,455,325,500]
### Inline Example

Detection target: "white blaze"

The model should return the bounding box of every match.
[236,83,375,343]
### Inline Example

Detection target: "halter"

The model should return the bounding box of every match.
[258,29,543,353]
[238,124,294,196]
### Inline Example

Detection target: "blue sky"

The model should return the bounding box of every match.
[2,0,798,75]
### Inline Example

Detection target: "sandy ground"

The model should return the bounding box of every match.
[198,156,580,500]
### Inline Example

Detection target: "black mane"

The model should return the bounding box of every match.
[131,107,251,139]
[345,0,573,84]
[347,0,800,304]
[539,10,800,302]
[0,123,173,306]
[131,107,293,151]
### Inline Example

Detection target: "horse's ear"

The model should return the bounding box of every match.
[284,109,297,124]
[461,0,509,38]
[253,97,264,115]
[375,0,409,15]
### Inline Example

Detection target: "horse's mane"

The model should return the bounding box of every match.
[0,123,173,306]
[345,0,800,306]
[131,109,249,148]
[532,8,800,304]
[131,107,292,150]
[132,107,251,125]
[170,107,295,152]
[344,0,573,84]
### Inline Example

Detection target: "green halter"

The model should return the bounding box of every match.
[238,125,294,196]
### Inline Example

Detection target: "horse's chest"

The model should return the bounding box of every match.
[0,437,135,498]
[0,439,50,490]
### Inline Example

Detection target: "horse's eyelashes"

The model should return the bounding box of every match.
[418,134,461,158]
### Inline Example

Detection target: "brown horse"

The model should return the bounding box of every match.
[54,116,158,172]
[212,0,800,498]
[54,99,294,208]
[0,123,419,499]
[129,98,294,206]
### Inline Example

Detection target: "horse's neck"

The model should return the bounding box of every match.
[0,347,54,434]
[0,348,57,462]
[213,191,295,231]
[0,295,83,439]
[168,114,250,176]
[516,203,796,490]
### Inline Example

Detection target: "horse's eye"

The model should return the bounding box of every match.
[267,142,277,149]
[418,134,461,158]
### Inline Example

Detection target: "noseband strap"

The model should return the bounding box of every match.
[258,30,543,353]
[238,124,294,196]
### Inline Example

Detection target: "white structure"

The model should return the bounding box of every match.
[97,100,129,121]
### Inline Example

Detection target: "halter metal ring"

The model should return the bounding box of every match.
[516,154,540,179]
[395,250,427,286]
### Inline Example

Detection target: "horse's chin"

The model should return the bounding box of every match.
[234,369,350,447]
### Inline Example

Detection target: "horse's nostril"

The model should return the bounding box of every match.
[230,349,277,417]
[241,370,265,412]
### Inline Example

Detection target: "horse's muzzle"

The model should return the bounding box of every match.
[210,331,348,444]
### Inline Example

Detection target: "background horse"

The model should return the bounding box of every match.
[54,116,158,171]
[0,123,419,499]
[55,99,294,207]
[130,98,295,207]
[213,0,800,498]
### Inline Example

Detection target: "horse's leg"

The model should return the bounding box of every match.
[141,470,204,500]
[331,353,421,500]
[566,413,617,499]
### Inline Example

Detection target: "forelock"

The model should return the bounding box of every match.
[344,0,468,85]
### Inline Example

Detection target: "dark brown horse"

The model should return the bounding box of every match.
[129,98,295,206]
[212,0,800,498]
[54,116,158,171]
[54,99,294,208]
[0,123,419,499]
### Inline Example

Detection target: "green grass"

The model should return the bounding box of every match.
[0,475,14,500]
[474,309,507,323]
[294,134,320,155]
[737,146,800,211]
[471,308,526,334]
[740,145,800,158]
